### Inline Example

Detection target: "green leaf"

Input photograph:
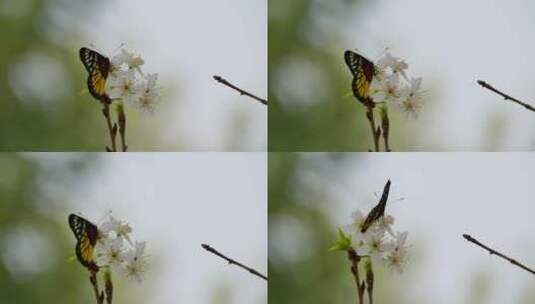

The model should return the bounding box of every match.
[329,228,352,252]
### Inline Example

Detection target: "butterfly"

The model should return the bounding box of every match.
[68,213,100,272]
[344,50,376,107]
[360,180,391,233]
[79,47,111,103]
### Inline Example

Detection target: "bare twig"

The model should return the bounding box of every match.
[463,234,535,276]
[201,243,267,281]
[477,80,535,112]
[213,75,267,105]
[102,103,117,152]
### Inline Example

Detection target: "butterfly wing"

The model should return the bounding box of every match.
[344,50,375,106]
[79,47,110,102]
[68,214,99,272]
[361,180,391,233]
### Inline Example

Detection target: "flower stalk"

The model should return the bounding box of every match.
[102,103,118,152]
[89,270,105,304]
[365,106,381,152]
[347,248,365,304]
[379,105,391,152]
[365,260,374,304]
[104,270,113,304]
[117,103,128,152]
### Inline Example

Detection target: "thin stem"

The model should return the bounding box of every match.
[365,106,381,152]
[104,272,113,304]
[365,263,374,304]
[101,103,117,152]
[117,104,127,152]
[380,107,391,152]
[463,234,535,276]
[201,243,267,281]
[477,80,535,112]
[347,248,365,304]
[213,75,267,105]
[89,271,104,304]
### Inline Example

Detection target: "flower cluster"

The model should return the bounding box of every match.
[94,214,148,283]
[345,209,409,274]
[331,205,410,274]
[370,51,424,119]
[106,48,160,115]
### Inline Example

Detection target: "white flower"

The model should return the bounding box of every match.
[384,232,409,274]
[106,70,140,104]
[342,210,368,248]
[99,215,133,243]
[112,49,144,72]
[373,214,395,236]
[396,77,424,119]
[120,241,148,283]
[95,237,124,268]
[132,73,160,115]
[371,74,402,104]
[376,52,408,79]
[357,230,393,264]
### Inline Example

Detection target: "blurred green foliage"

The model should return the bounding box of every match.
[268,0,414,151]
[0,153,94,303]
[0,0,112,150]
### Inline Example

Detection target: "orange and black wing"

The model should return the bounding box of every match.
[68,213,99,272]
[79,47,110,102]
[361,180,391,233]
[344,50,375,106]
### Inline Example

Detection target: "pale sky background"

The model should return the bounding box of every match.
[34,153,267,304]
[338,0,535,150]
[76,0,267,151]
[296,153,535,304]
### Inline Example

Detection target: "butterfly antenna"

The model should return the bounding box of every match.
[97,210,112,224]
[111,43,125,55]
[372,47,389,62]
[390,197,405,204]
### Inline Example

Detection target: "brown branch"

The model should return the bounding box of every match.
[89,271,104,304]
[104,273,113,304]
[201,243,267,281]
[477,80,535,112]
[463,234,535,276]
[347,248,365,304]
[365,106,381,152]
[117,105,128,152]
[380,108,391,152]
[102,103,117,152]
[213,75,267,105]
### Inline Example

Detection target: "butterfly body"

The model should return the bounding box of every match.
[79,47,111,103]
[68,213,99,272]
[361,180,391,233]
[344,50,375,107]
